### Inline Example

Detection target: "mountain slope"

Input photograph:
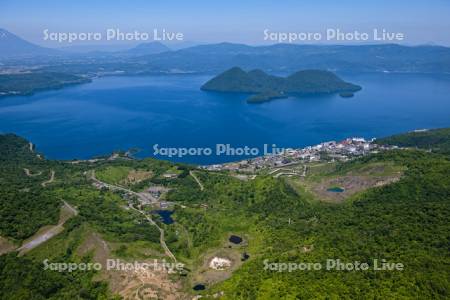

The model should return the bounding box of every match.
[284,69,360,93]
[375,128,450,154]
[123,42,170,55]
[137,42,450,74]
[200,67,267,92]
[0,28,60,58]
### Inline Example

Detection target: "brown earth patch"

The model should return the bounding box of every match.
[0,236,17,255]
[121,170,153,185]
[311,175,401,202]
[77,232,186,299]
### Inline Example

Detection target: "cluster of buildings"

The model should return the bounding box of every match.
[204,137,395,173]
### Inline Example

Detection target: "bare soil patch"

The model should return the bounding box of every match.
[122,170,153,185]
[77,232,186,299]
[191,236,247,289]
[311,175,401,202]
[302,162,404,202]
[0,236,17,255]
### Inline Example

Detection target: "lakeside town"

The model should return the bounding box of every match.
[203,136,399,173]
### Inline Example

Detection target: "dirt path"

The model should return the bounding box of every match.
[129,205,177,262]
[90,171,157,203]
[62,200,79,216]
[23,168,43,177]
[17,201,78,255]
[41,170,55,187]
[190,170,204,191]
[18,225,65,255]
[274,171,298,178]
[0,236,17,255]
[268,168,281,175]
[90,171,177,262]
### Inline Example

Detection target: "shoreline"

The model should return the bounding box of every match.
[42,131,420,168]
[1,70,450,101]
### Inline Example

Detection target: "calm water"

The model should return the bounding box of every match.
[1,73,449,164]
[153,210,174,225]
[327,187,345,193]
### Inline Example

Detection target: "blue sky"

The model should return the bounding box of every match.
[1,0,450,46]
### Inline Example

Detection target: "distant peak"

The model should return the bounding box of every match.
[135,41,165,47]
[217,42,241,46]
[248,69,267,75]
[0,28,10,37]
[225,66,246,73]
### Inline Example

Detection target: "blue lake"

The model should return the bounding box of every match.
[0,73,449,164]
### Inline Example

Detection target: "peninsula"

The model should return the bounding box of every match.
[0,72,91,98]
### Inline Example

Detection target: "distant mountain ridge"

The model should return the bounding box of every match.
[1,28,450,74]
[124,42,170,55]
[139,42,450,74]
[201,67,361,103]
[0,28,60,58]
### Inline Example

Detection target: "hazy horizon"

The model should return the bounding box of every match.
[1,0,450,47]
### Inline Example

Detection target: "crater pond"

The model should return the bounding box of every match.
[1,73,449,165]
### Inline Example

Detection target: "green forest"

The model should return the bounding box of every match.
[0,129,449,299]
[0,72,90,97]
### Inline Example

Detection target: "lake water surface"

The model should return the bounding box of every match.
[1,73,449,164]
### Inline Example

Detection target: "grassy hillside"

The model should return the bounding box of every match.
[215,150,450,299]
[0,131,449,298]
[376,128,450,154]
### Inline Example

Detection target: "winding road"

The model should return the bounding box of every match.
[190,170,204,191]
[129,205,177,262]
[90,171,177,262]
[23,168,43,177]
[41,170,55,187]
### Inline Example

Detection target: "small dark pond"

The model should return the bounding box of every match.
[229,235,243,244]
[193,284,206,291]
[152,210,174,224]
[327,187,345,193]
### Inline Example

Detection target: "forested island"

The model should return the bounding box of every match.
[201,67,362,103]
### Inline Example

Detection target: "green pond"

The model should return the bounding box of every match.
[327,187,345,193]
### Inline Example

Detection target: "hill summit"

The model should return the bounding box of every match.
[201,67,361,103]
[0,28,59,58]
